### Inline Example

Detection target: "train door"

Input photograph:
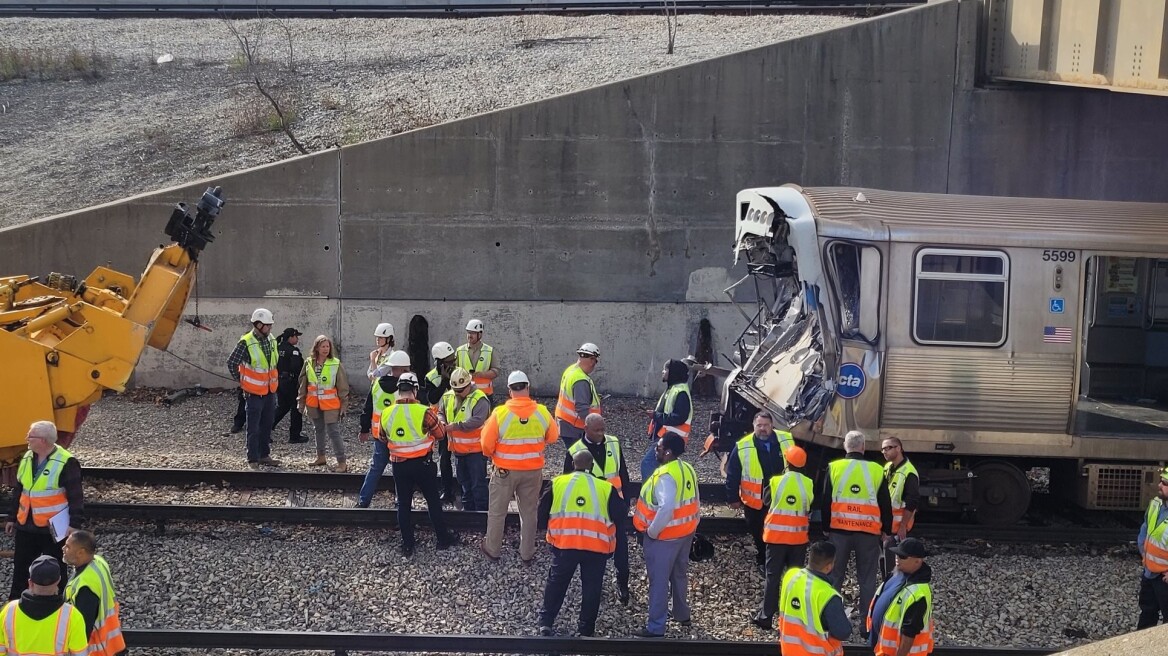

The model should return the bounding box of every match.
[1077,256,1168,436]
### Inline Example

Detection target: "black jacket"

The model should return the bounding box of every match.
[725,433,788,500]
[820,452,893,535]
[17,591,65,621]
[538,473,626,533]
[69,563,102,636]
[276,339,304,381]
[872,562,933,638]
[10,449,84,534]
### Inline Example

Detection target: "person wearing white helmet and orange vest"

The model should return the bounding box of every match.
[457,319,500,399]
[480,371,559,563]
[438,368,491,511]
[555,343,602,471]
[424,342,459,504]
[356,349,413,508]
[226,308,281,468]
[367,322,397,381]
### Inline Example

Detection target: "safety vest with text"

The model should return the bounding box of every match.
[1144,497,1168,573]
[779,568,844,656]
[869,581,934,656]
[304,358,342,411]
[16,446,72,528]
[632,460,699,540]
[546,472,616,554]
[456,344,495,396]
[555,363,600,430]
[65,555,126,656]
[652,383,693,442]
[886,459,919,535]
[828,458,885,535]
[370,385,398,440]
[443,389,488,455]
[381,402,432,460]
[491,405,554,470]
[0,599,87,656]
[567,435,624,494]
[763,470,814,545]
[238,331,279,395]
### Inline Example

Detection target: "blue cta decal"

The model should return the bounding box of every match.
[836,363,866,399]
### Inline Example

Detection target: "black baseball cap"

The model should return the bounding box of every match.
[888,538,929,559]
[279,328,303,339]
[29,555,61,585]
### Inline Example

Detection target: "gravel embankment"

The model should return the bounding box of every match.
[0,13,857,227]
[1,389,1139,652]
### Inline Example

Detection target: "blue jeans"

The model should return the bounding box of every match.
[455,452,489,511]
[358,440,390,507]
[640,442,660,482]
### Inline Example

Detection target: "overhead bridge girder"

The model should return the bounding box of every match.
[985,0,1168,95]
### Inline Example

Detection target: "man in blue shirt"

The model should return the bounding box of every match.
[1137,468,1168,629]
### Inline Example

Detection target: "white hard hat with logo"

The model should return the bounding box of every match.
[250,308,274,325]
[374,323,394,338]
[449,368,473,390]
[576,343,600,358]
[465,319,484,333]
[432,341,455,360]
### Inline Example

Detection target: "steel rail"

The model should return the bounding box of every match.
[0,0,919,17]
[121,629,1058,655]
[15,501,1133,543]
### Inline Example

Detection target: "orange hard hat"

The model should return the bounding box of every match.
[784,445,807,468]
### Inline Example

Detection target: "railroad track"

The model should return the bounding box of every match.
[82,466,1137,544]
[0,0,920,17]
[121,628,1060,655]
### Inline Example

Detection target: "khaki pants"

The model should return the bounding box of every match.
[484,467,542,561]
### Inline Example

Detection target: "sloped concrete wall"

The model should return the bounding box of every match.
[3,0,1166,395]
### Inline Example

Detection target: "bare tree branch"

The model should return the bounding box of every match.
[663,0,678,55]
[223,17,307,154]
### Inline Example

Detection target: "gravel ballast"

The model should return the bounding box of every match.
[0,13,857,227]
[0,389,1145,652]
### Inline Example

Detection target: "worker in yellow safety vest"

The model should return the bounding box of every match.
[821,430,892,639]
[640,359,693,480]
[752,445,813,632]
[438,368,491,511]
[537,451,622,637]
[62,531,126,656]
[881,436,920,580]
[0,555,87,656]
[568,414,632,605]
[727,411,793,573]
[355,350,412,508]
[1137,467,1168,629]
[865,538,934,656]
[778,541,852,656]
[555,343,602,470]
[457,319,500,397]
[226,307,281,468]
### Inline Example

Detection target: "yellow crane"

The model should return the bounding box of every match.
[0,187,225,478]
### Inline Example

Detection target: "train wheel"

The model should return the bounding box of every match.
[972,461,1031,525]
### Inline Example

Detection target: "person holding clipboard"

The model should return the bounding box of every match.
[6,421,84,600]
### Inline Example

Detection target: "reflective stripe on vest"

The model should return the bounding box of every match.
[828,458,884,534]
[554,363,600,429]
[304,358,341,411]
[567,435,624,493]
[778,568,844,656]
[1145,497,1168,573]
[443,389,488,454]
[546,472,616,554]
[382,403,432,460]
[65,555,125,656]
[736,435,765,509]
[238,331,279,395]
[16,447,72,528]
[763,471,813,545]
[370,386,398,439]
[885,458,919,535]
[456,344,494,395]
[654,383,693,441]
[870,581,934,656]
[2,599,85,656]
[632,460,699,539]
[492,405,553,469]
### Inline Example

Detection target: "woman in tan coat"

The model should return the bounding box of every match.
[297,335,351,472]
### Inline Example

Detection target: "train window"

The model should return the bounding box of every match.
[913,248,1009,347]
[826,241,881,343]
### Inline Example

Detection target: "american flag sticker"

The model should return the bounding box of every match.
[1043,326,1073,344]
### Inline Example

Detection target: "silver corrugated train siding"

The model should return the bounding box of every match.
[880,348,1074,433]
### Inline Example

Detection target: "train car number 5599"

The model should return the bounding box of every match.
[1043,249,1076,262]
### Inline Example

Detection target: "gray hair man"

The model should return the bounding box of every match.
[819,430,891,637]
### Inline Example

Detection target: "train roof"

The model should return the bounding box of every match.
[796,185,1168,252]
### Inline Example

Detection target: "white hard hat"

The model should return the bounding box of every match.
[374,322,394,338]
[465,319,484,333]
[432,341,455,360]
[577,343,600,358]
[449,367,473,390]
[386,350,411,367]
[250,308,274,325]
[397,372,419,389]
[507,370,530,387]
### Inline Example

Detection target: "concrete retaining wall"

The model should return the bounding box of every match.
[2,0,1166,395]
